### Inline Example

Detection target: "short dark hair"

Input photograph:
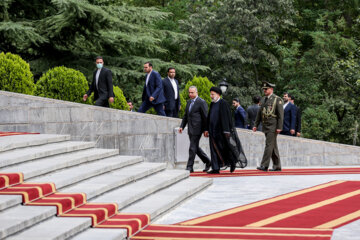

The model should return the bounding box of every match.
[233,98,240,103]
[253,96,261,104]
[145,62,153,67]
[168,67,175,72]
[96,56,103,61]
[283,92,289,96]
[288,93,294,100]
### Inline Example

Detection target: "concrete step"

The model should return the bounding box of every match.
[91,169,189,209]
[3,162,167,239]
[122,177,212,219]
[0,134,70,153]
[0,205,56,239]
[7,217,91,240]
[0,148,119,179]
[60,162,167,199]
[71,228,127,240]
[70,176,212,240]
[0,155,141,211]
[0,141,96,168]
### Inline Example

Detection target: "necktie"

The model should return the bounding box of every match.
[189,99,195,112]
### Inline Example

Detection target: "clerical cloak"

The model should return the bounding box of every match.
[207,99,247,171]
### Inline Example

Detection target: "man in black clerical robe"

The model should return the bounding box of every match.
[204,87,247,174]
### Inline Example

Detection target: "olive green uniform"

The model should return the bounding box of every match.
[254,93,284,169]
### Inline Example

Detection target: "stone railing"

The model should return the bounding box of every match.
[1,90,360,168]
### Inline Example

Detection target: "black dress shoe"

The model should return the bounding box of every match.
[230,164,236,173]
[207,169,220,174]
[256,166,268,171]
[203,162,211,172]
[186,167,194,173]
[269,168,282,171]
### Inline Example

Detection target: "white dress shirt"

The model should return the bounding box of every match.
[169,78,178,100]
[95,69,101,89]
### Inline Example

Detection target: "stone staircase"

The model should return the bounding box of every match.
[0,134,212,240]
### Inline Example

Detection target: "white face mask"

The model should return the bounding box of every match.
[96,63,103,69]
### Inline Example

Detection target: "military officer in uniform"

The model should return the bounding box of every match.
[253,82,284,171]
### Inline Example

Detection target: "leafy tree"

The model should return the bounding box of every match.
[179,76,214,117]
[0,0,207,108]
[35,66,88,103]
[0,52,35,95]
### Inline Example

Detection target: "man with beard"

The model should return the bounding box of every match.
[253,82,284,171]
[280,92,296,136]
[204,87,247,174]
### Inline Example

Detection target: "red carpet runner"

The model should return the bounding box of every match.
[191,167,360,177]
[133,225,334,240]
[0,132,39,137]
[133,180,360,239]
[180,180,360,229]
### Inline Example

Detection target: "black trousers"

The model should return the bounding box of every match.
[187,134,210,168]
[95,98,109,107]
[165,109,179,118]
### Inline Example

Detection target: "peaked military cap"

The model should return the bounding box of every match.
[262,81,276,89]
[210,86,222,95]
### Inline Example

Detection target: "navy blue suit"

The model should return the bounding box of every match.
[138,70,166,116]
[162,77,180,118]
[280,102,296,136]
[234,106,247,129]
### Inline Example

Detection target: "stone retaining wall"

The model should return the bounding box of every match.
[1,90,360,168]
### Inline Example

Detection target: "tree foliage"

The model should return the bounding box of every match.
[0,52,35,95]
[111,86,130,111]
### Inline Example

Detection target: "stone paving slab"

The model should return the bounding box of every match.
[0,141,96,168]
[0,134,70,153]
[155,168,360,240]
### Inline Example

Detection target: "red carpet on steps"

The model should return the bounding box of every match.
[0,182,56,203]
[133,225,333,240]
[0,131,39,137]
[0,173,23,189]
[190,167,360,177]
[0,173,149,237]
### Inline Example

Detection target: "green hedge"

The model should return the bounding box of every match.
[0,52,35,95]
[35,66,88,103]
[110,86,130,110]
[179,76,214,118]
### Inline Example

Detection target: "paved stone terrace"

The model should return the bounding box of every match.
[155,168,360,240]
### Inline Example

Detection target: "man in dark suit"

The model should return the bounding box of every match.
[247,96,262,131]
[232,98,247,129]
[138,62,166,116]
[280,92,296,136]
[179,86,211,173]
[163,67,180,117]
[289,94,302,137]
[83,56,114,107]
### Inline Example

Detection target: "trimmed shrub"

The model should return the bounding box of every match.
[0,52,35,95]
[110,86,130,110]
[35,66,88,103]
[179,76,214,118]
